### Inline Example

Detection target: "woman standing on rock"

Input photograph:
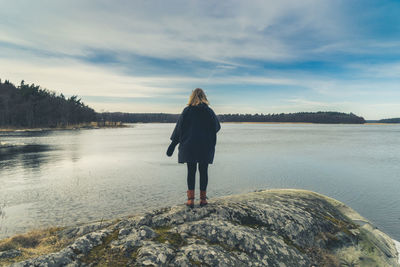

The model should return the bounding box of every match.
[167,88,221,208]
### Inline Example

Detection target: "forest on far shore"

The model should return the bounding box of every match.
[0,79,96,128]
[4,78,400,128]
[377,118,400,123]
[100,111,366,124]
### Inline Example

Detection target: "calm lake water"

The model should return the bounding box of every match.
[0,123,399,240]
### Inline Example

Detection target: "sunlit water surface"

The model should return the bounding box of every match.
[0,123,399,240]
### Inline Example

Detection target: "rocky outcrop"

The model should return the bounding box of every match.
[3,189,399,266]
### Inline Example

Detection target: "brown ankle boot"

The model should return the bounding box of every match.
[200,190,208,207]
[186,190,194,208]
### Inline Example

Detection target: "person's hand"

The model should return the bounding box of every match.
[166,142,177,157]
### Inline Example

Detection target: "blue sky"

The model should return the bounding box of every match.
[0,0,399,119]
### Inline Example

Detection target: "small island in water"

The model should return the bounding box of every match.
[0,190,398,266]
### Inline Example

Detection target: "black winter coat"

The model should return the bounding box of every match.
[170,103,220,164]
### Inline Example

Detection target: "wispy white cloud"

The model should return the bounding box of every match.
[0,0,399,119]
[0,57,187,98]
[348,62,400,79]
[0,0,350,62]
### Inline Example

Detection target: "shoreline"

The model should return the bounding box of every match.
[0,123,128,132]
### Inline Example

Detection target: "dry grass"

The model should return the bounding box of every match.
[0,227,72,265]
[306,247,341,267]
[80,229,131,266]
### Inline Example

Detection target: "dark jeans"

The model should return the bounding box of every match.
[187,162,208,191]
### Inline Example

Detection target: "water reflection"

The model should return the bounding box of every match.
[0,144,52,155]
[0,130,54,138]
[0,130,84,172]
[0,144,55,170]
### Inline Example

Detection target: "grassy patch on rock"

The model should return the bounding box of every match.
[323,215,358,236]
[80,229,133,266]
[0,227,70,265]
[305,247,341,267]
[153,226,187,248]
[189,258,210,266]
[341,228,394,267]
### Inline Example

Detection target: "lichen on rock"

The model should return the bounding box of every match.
[1,189,399,266]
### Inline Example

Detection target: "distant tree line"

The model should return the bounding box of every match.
[378,118,400,123]
[217,112,365,124]
[100,111,366,124]
[0,79,96,128]
[0,78,367,127]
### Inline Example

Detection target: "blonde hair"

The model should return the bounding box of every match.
[188,88,209,106]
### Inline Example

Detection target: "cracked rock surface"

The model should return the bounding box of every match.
[3,189,399,266]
